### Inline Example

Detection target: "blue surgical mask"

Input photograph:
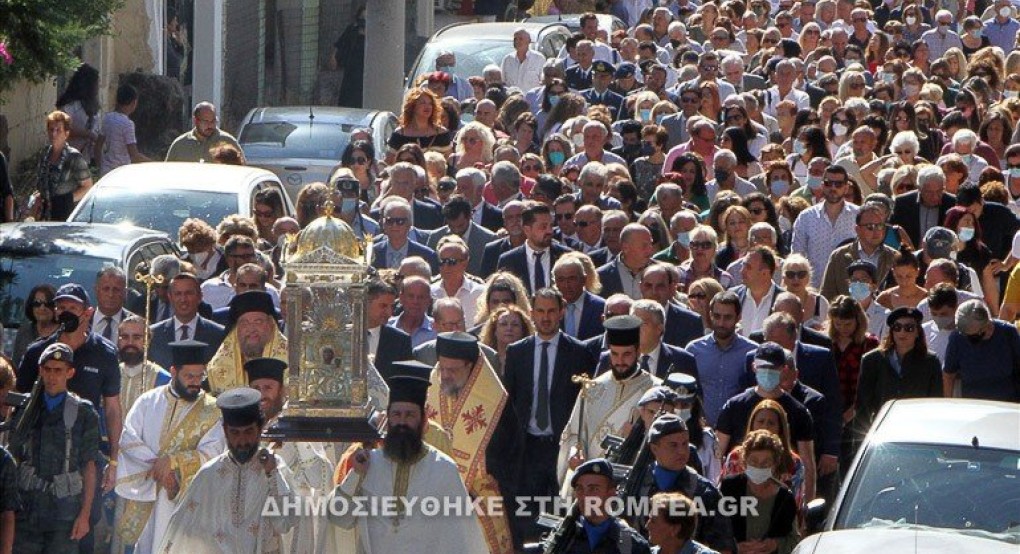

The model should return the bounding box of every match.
[745,464,773,485]
[849,280,871,301]
[961,154,975,164]
[437,64,454,73]
[794,141,807,155]
[549,151,566,166]
[1005,90,1019,99]
[549,95,561,108]
[1009,167,1020,179]
[341,198,358,213]
[755,368,781,392]
[640,108,652,121]
[958,227,975,242]
[807,175,823,190]
[676,231,691,247]
[771,179,791,196]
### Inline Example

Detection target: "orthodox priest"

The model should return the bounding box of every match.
[425,332,522,553]
[114,339,225,553]
[327,360,488,553]
[206,291,287,395]
[557,315,661,488]
[245,357,334,554]
[157,388,297,553]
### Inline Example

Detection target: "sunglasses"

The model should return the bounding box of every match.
[726,114,745,122]
[894,150,913,156]
[689,240,714,250]
[384,217,409,226]
[30,300,55,308]
[891,322,917,333]
[859,223,886,231]
[352,156,368,164]
[555,213,574,221]
[784,270,808,279]
[681,96,700,104]
[254,208,275,218]
[823,179,846,187]
[748,207,765,215]
[439,257,464,266]
[574,220,594,228]
[688,292,707,300]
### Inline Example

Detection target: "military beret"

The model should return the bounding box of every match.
[39,342,74,366]
[570,458,614,487]
[887,306,923,326]
[648,413,688,442]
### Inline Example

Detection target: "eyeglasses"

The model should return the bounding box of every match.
[555,212,574,221]
[687,292,707,300]
[384,217,409,226]
[30,300,55,308]
[748,207,765,215]
[574,220,594,228]
[352,156,368,164]
[891,322,917,333]
[689,240,714,250]
[413,188,430,198]
[229,252,256,261]
[852,17,867,22]
[726,114,746,122]
[439,257,464,266]
[822,179,847,187]
[464,136,480,145]
[700,65,719,72]
[894,116,909,123]
[859,223,886,231]
[254,208,275,218]
[805,29,820,35]
[784,270,808,279]
[894,150,913,156]
[522,164,541,172]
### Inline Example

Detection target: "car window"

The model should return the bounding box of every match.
[411,39,516,88]
[71,187,237,241]
[239,122,354,160]
[837,442,1020,539]
[540,30,568,58]
[126,241,177,294]
[252,182,292,217]
[0,253,114,330]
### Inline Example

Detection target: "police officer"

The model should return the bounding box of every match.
[10,342,101,553]
[581,61,625,121]
[566,458,652,554]
[637,414,735,552]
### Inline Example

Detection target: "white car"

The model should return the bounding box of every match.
[68,162,295,241]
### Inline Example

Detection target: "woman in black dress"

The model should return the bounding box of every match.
[386,88,453,162]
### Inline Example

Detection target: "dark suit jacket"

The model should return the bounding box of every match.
[587,246,611,268]
[425,221,498,277]
[581,88,625,120]
[371,238,440,274]
[740,73,767,92]
[479,237,516,279]
[890,190,957,248]
[805,83,827,108]
[564,65,594,91]
[663,303,704,350]
[374,324,414,384]
[582,333,607,362]
[496,242,572,295]
[978,201,1020,260]
[478,202,504,233]
[596,342,697,379]
[596,257,642,298]
[562,291,606,341]
[502,333,595,439]
[749,325,832,350]
[148,316,225,370]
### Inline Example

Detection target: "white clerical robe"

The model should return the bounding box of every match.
[326,446,488,554]
[116,386,225,554]
[157,452,297,553]
[557,369,661,486]
[272,439,333,554]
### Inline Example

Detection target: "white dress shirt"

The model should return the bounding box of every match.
[367,326,381,358]
[640,343,663,375]
[92,309,125,341]
[529,332,561,436]
[501,49,546,91]
[431,278,485,327]
[174,316,197,342]
[739,287,776,337]
[762,86,811,117]
[525,242,551,292]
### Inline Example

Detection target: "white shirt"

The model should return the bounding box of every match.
[790,201,861,288]
[174,316,197,341]
[431,278,485,327]
[92,309,125,341]
[530,332,561,435]
[917,290,981,323]
[525,242,551,292]
[200,274,282,310]
[367,325,381,357]
[564,296,585,337]
[100,111,137,176]
[762,85,811,117]
[923,320,953,365]
[500,49,546,91]
[863,299,889,341]
[705,177,759,203]
[621,0,654,26]
[739,286,776,337]
[640,343,663,374]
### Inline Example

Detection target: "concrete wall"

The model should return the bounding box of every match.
[2,81,59,172]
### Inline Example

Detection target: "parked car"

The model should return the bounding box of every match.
[794,527,1019,553]
[406,22,571,92]
[68,162,295,242]
[799,398,1020,550]
[236,106,397,198]
[0,222,177,358]
[523,13,627,35]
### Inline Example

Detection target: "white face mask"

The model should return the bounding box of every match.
[677,408,692,422]
[1000,6,1012,17]
[745,464,773,485]
[778,215,792,233]
[832,123,848,136]
[905,16,917,25]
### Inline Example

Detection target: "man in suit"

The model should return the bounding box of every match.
[553,255,606,341]
[91,266,137,344]
[572,204,606,254]
[127,254,180,322]
[372,198,440,274]
[748,292,833,349]
[639,263,703,350]
[820,203,899,300]
[564,40,596,91]
[503,288,594,534]
[479,201,527,278]
[456,167,503,233]
[426,195,497,278]
[148,272,225,371]
[596,300,697,378]
[497,202,571,295]
[733,246,785,337]
[890,166,956,248]
[365,279,413,384]
[369,162,444,230]
[209,263,280,327]
[721,53,766,93]
[582,293,635,362]
[581,61,625,120]
[955,181,1020,260]
[597,223,655,299]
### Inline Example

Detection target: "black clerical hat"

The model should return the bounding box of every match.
[216,388,264,426]
[170,339,209,368]
[244,357,287,384]
[389,360,433,408]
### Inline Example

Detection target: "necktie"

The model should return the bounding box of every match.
[536,342,551,432]
[102,316,114,341]
[566,304,578,336]
[180,325,190,341]
[533,251,546,290]
[640,354,651,374]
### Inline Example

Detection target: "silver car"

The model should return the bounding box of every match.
[237,106,398,199]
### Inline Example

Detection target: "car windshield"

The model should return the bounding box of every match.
[0,252,112,332]
[239,121,355,160]
[837,442,1020,542]
[71,187,236,239]
[412,39,515,87]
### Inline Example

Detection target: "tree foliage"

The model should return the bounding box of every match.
[0,0,123,98]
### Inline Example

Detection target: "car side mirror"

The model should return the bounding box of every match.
[804,497,827,535]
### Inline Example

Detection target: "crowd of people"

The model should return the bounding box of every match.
[2,1,1020,553]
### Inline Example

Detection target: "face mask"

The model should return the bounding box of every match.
[341,198,358,213]
[437,64,454,73]
[938,24,950,34]
[1000,6,1012,17]
[969,29,982,39]
[1005,90,1019,99]
[640,108,652,121]
[961,154,974,164]
[881,72,896,83]
[676,231,691,248]
[849,280,872,301]
[671,39,682,48]
[903,84,920,97]
[933,315,955,331]
[640,142,655,156]
[676,408,692,422]
[548,95,561,108]
[778,215,792,233]
[794,141,807,155]
[771,179,791,197]
[572,134,585,147]
[1009,167,1020,179]
[745,464,773,485]
[549,151,566,166]
[58,310,80,334]
[832,123,848,136]
[714,169,730,183]
[905,16,917,25]
[807,175,823,190]
[958,227,975,242]
[755,368,781,392]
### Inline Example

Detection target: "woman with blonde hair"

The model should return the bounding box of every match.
[450,121,496,172]
[479,304,536,369]
[631,91,661,125]
[798,22,822,55]
[473,271,532,328]
[386,88,452,159]
[837,71,867,104]
[685,277,724,333]
[721,400,805,503]
[650,100,679,126]
[699,81,722,123]
[942,48,968,83]
[781,254,829,330]
[716,204,752,268]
